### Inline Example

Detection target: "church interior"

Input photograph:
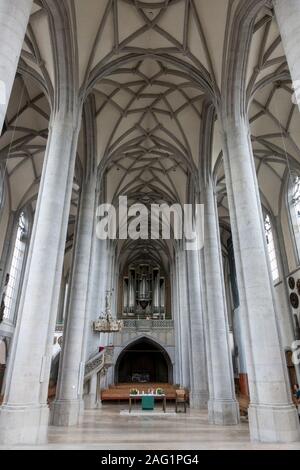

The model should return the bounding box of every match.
[0,0,300,449]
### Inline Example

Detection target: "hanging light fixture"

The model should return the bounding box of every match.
[93,291,123,332]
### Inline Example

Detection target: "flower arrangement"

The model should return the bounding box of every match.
[130,388,139,395]
[156,388,164,395]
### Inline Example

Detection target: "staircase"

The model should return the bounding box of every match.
[84,346,114,382]
[48,346,114,401]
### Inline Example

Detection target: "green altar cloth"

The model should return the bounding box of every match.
[142,395,155,410]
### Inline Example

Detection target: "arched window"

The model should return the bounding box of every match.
[264,214,279,283]
[289,175,300,259]
[3,211,28,322]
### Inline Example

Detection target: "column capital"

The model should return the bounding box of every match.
[0,0,34,134]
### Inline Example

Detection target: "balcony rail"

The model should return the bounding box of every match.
[56,320,174,332]
[84,346,114,381]
[123,319,174,329]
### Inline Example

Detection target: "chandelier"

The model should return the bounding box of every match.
[93,291,123,333]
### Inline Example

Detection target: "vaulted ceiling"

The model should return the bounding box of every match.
[0,0,299,269]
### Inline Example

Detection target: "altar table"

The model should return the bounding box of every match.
[129,394,166,413]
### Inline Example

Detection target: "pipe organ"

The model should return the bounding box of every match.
[121,264,166,319]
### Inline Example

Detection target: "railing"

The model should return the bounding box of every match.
[123,319,174,329]
[84,346,114,381]
[56,320,174,332]
[84,350,105,380]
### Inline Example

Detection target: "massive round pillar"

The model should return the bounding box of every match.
[221,116,300,442]
[202,179,240,425]
[0,110,81,445]
[176,249,191,388]
[186,249,209,408]
[51,174,97,426]
[171,263,181,385]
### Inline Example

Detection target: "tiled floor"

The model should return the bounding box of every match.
[2,404,300,450]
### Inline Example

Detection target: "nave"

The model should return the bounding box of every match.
[0,406,299,451]
[1,0,300,448]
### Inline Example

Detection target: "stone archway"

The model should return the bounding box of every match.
[115,337,173,384]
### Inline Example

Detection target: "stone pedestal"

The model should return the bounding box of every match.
[249,404,300,443]
[0,404,49,445]
[208,399,240,426]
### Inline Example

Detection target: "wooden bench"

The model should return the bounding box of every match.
[101,383,178,402]
[238,394,300,420]
[238,394,250,418]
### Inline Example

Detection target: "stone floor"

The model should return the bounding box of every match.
[1,404,300,450]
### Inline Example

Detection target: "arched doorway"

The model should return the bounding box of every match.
[115,337,173,384]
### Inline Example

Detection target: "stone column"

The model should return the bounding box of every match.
[186,249,209,408]
[221,116,300,442]
[0,110,81,445]
[57,276,67,325]
[227,237,249,395]
[86,237,109,358]
[0,0,33,134]
[105,244,116,387]
[177,249,191,388]
[51,173,97,426]
[202,179,240,425]
[171,263,181,385]
[84,231,110,408]
[274,0,300,111]
[233,307,249,396]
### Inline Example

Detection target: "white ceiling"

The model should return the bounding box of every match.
[0,0,298,266]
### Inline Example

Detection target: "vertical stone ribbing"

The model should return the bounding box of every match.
[51,174,97,426]
[221,116,299,442]
[203,179,240,425]
[0,111,81,445]
[176,249,191,388]
[172,263,181,385]
[186,249,209,408]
